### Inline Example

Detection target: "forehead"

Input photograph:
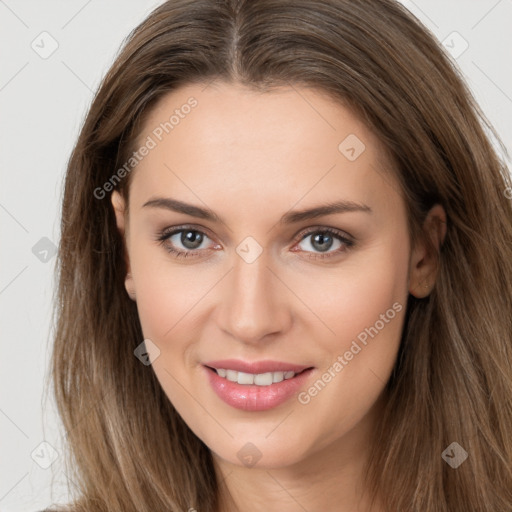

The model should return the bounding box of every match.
[128,81,401,218]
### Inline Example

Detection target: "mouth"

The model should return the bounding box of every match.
[203,361,316,411]
[204,365,313,386]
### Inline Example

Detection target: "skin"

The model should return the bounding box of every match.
[111,81,446,512]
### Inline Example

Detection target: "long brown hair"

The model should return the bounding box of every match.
[44,0,512,510]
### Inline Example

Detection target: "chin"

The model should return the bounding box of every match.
[207,431,311,470]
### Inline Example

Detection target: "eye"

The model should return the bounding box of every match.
[156,226,217,259]
[292,227,354,260]
[155,225,355,260]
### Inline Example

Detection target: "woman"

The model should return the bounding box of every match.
[44,0,512,510]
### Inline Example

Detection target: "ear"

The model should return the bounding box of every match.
[111,190,136,301]
[408,204,447,298]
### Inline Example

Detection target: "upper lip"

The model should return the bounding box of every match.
[203,359,313,374]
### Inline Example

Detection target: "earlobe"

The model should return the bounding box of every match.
[408,204,447,298]
[125,272,136,301]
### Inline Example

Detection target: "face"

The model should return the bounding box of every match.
[111,81,441,470]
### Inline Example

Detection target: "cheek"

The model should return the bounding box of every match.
[295,241,408,402]
[129,246,222,379]
[293,243,408,436]
[131,261,208,407]
[133,265,206,343]
[295,239,409,349]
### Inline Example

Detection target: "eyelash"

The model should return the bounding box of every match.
[155,225,355,261]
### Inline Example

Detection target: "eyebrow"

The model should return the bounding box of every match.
[142,197,372,224]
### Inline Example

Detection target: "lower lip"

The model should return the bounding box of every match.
[204,366,315,411]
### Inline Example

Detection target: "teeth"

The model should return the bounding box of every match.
[237,371,254,385]
[254,372,272,385]
[273,372,284,383]
[226,369,238,382]
[214,368,296,386]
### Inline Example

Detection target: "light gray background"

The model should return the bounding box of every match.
[1,1,511,510]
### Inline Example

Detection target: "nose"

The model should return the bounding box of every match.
[216,249,292,345]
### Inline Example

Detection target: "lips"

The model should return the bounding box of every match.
[203,359,312,374]
[203,359,315,411]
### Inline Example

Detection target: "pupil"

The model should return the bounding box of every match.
[182,230,202,249]
[313,233,332,252]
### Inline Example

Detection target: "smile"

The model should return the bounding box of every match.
[208,367,302,386]
[203,363,315,411]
